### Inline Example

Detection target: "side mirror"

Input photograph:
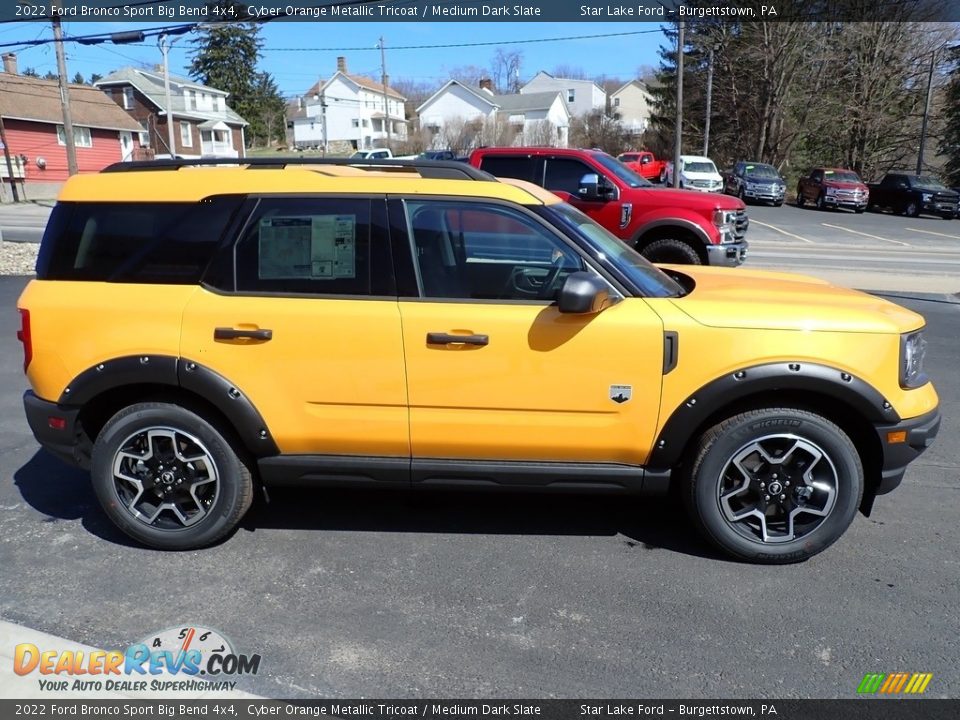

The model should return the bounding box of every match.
[641,156,651,165]
[896,182,908,190]
[578,173,602,200]
[558,272,610,314]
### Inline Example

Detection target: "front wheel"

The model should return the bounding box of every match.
[684,408,863,564]
[641,238,702,265]
[815,192,827,210]
[902,201,920,217]
[795,189,805,208]
[91,402,254,550]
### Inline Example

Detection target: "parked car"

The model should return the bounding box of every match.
[469,147,748,266]
[617,150,669,183]
[796,168,869,212]
[723,162,786,206]
[866,173,959,219]
[350,148,392,159]
[18,156,939,562]
[664,155,724,193]
[418,150,457,161]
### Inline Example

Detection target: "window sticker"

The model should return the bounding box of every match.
[258,215,356,280]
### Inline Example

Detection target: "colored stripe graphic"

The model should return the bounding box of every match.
[858,672,932,694]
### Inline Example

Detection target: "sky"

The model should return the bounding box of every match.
[0,21,667,99]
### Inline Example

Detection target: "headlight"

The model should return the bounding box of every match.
[900,330,928,388]
[713,209,738,227]
[922,193,932,202]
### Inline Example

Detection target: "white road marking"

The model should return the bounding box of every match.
[749,219,815,243]
[905,227,960,240]
[821,223,911,246]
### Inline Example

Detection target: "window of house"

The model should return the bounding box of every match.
[567,88,576,103]
[352,119,360,128]
[180,121,193,147]
[123,87,134,110]
[405,200,583,301]
[138,132,150,147]
[613,97,620,107]
[56,125,93,148]
[234,198,387,296]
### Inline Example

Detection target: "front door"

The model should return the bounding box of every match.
[180,196,409,458]
[541,156,627,237]
[394,198,664,466]
[119,131,134,162]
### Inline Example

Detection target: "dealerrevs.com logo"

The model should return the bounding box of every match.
[13,625,261,693]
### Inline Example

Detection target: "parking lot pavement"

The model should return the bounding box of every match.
[745,203,960,293]
[1,274,958,699]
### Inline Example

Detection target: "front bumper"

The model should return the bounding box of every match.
[23,390,87,468]
[705,241,748,267]
[873,406,941,494]
[744,188,785,202]
[823,196,868,210]
[922,200,958,215]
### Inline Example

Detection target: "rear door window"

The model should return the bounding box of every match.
[476,155,537,182]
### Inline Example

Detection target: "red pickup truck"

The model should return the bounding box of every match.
[617,150,669,183]
[469,147,749,266]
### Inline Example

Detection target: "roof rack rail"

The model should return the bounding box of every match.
[101,156,494,181]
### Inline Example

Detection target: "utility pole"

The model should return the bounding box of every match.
[159,34,177,159]
[703,45,715,157]
[379,37,392,146]
[51,0,78,176]
[672,20,684,188]
[0,114,20,202]
[314,76,328,156]
[917,48,936,175]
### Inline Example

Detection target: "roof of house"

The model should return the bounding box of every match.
[523,71,605,95]
[612,79,651,97]
[306,71,405,100]
[0,73,144,132]
[94,67,248,126]
[494,91,568,115]
[415,79,498,114]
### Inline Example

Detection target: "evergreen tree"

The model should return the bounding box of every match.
[22,67,39,77]
[72,72,85,85]
[250,72,287,147]
[938,44,960,186]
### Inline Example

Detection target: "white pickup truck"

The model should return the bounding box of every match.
[665,155,724,193]
[350,149,393,160]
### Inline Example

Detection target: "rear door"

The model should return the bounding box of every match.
[180,195,409,459]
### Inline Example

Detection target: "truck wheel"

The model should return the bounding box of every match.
[659,168,667,184]
[737,186,746,201]
[902,201,919,217]
[91,402,254,550]
[684,408,863,564]
[815,192,827,210]
[795,190,804,208]
[642,238,702,265]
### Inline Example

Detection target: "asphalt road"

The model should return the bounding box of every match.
[1,275,957,699]
[745,202,960,293]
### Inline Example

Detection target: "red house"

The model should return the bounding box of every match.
[0,53,145,199]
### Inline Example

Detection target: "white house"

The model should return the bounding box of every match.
[416,79,570,149]
[290,57,406,150]
[610,80,654,136]
[520,71,606,118]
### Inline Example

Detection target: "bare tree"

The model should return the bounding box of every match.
[491,49,523,94]
[523,120,558,147]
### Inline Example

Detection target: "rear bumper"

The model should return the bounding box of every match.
[873,406,941,495]
[23,390,87,468]
[705,241,748,267]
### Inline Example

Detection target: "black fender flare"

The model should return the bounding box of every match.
[647,361,900,470]
[59,355,279,457]
[632,218,712,249]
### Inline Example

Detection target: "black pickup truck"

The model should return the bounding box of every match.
[866,173,959,219]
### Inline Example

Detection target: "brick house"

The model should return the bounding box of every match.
[95,67,248,159]
[0,53,145,200]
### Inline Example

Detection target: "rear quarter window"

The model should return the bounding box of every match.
[36,197,243,284]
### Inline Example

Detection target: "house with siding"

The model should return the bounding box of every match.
[0,53,145,200]
[95,67,248,159]
[520,71,606,118]
[290,57,407,151]
[610,80,654,136]
[416,79,570,149]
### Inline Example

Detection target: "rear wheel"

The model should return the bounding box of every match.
[642,238,702,265]
[91,402,254,550]
[684,408,863,564]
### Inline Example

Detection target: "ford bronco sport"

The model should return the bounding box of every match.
[18,158,939,562]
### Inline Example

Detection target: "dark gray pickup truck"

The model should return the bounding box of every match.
[866,173,959,219]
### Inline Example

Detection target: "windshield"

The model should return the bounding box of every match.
[914,175,947,190]
[744,164,780,179]
[823,170,861,183]
[683,161,718,174]
[592,152,653,188]
[618,154,641,162]
[541,203,683,298]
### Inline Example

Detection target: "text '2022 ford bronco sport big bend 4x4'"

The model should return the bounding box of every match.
[18,158,939,563]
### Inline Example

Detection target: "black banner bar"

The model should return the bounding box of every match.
[1,700,958,720]
[2,0,959,24]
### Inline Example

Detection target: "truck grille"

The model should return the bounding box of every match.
[733,209,749,240]
[834,189,867,202]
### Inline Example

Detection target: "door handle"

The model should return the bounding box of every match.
[426,332,488,346]
[214,327,273,341]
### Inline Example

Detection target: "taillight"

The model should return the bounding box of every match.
[16,308,31,373]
